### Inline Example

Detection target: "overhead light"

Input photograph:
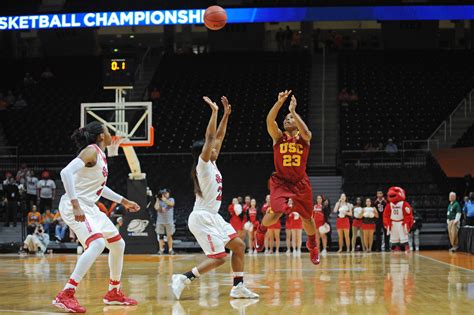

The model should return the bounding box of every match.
[130,35,135,38]
[113,48,118,52]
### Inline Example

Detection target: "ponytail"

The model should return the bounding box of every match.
[71,121,104,152]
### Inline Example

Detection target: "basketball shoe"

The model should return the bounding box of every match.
[52,289,86,313]
[103,288,138,305]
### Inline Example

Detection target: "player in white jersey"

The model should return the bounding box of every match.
[171,96,259,300]
[52,121,140,313]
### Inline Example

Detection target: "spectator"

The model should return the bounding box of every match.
[463,192,474,226]
[286,198,302,256]
[374,190,388,252]
[337,88,350,106]
[313,195,328,256]
[409,207,422,251]
[27,205,42,227]
[54,216,68,242]
[150,87,161,101]
[154,188,176,255]
[20,224,49,255]
[40,67,54,79]
[16,163,29,185]
[3,176,19,227]
[229,198,246,240]
[37,171,56,213]
[385,139,398,153]
[351,197,364,252]
[362,198,378,252]
[334,193,353,253]
[246,198,259,255]
[349,89,359,103]
[42,208,55,234]
[276,27,285,51]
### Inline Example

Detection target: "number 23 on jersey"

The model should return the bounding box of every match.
[280,142,303,167]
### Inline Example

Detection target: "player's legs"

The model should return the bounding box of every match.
[337,229,344,253]
[268,229,275,253]
[343,229,351,252]
[362,230,369,252]
[274,228,281,254]
[295,228,302,252]
[285,228,292,253]
[368,229,374,252]
[320,231,328,252]
[166,224,175,254]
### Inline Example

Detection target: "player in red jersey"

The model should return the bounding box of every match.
[254,90,319,265]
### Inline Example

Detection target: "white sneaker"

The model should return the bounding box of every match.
[321,249,327,257]
[415,247,419,251]
[292,249,298,256]
[286,249,291,256]
[171,274,190,300]
[275,250,280,256]
[230,283,259,299]
[252,250,258,256]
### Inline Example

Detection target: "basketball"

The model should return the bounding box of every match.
[204,5,227,30]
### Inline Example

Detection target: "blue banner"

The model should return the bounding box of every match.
[2,6,474,30]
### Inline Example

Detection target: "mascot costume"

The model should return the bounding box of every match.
[383,187,414,251]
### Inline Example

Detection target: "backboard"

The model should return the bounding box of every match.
[80,102,153,147]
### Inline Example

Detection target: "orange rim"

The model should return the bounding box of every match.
[119,126,154,147]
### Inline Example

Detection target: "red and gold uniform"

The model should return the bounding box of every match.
[270,132,313,219]
[262,203,281,229]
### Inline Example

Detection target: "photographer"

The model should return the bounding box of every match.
[20,224,50,255]
[154,189,175,255]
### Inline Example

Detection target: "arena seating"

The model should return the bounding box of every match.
[339,51,474,150]
[146,51,310,153]
[454,123,474,147]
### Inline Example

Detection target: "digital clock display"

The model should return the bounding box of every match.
[110,59,127,71]
[103,57,135,86]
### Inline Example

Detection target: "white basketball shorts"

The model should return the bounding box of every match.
[188,210,237,258]
[59,196,122,248]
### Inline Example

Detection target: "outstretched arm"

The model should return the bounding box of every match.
[289,95,312,144]
[214,96,231,158]
[201,96,219,162]
[267,90,291,145]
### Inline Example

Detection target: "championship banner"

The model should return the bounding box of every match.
[3,6,474,30]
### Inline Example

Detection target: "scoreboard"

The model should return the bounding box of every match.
[103,57,135,86]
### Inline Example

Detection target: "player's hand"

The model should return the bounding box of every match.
[71,200,85,222]
[289,95,297,113]
[277,90,292,103]
[221,96,231,116]
[203,96,219,112]
[122,199,141,212]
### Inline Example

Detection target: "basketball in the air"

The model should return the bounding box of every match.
[204,5,227,30]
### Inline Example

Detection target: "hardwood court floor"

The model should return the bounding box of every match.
[0,251,473,314]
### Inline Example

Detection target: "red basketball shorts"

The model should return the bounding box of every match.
[269,175,313,220]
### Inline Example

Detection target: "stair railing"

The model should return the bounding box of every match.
[427,89,474,150]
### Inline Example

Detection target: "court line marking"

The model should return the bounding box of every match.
[0,310,57,314]
[416,253,473,272]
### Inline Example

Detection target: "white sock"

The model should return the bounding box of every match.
[64,238,106,291]
[106,239,125,291]
[192,267,200,278]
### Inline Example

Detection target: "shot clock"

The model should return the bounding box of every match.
[103,57,135,86]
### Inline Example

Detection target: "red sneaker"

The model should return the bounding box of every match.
[103,288,138,306]
[309,247,320,265]
[52,288,86,313]
[254,226,266,253]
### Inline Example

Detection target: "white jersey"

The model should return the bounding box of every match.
[63,144,108,207]
[390,201,404,221]
[193,157,222,214]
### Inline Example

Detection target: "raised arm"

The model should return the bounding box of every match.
[267,90,291,145]
[214,96,232,158]
[201,96,219,162]
[289,95,312,144]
